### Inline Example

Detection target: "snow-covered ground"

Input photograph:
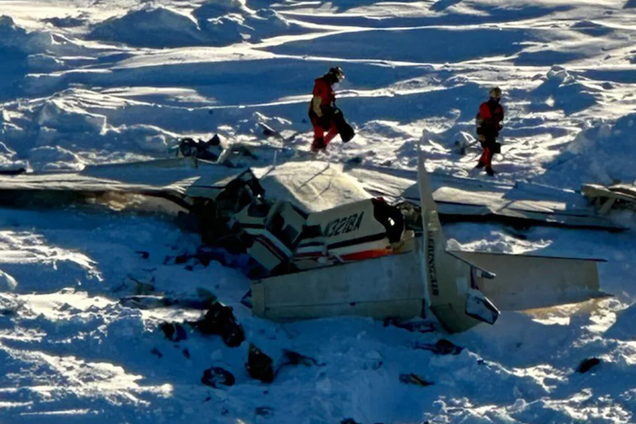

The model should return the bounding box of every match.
[1,0,636,423]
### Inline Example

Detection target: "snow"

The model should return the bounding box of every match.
[90,7,208,49]
[563,112,636,186]
[1,0,636,423]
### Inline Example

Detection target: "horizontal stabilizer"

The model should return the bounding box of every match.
[449,251,606,311]
[446,250,496,279]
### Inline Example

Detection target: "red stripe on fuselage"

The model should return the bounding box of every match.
[253,235,288,261]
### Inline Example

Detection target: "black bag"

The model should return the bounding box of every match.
[333,109,355,143]
[196,302,245,347]
[246,343,275,383]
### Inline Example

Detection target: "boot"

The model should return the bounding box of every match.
[311,137,326,153]
[485,166,495,176]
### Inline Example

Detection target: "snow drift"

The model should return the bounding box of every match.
[88,4,296,49]
[562,112,636,185]
[89,7,208,48]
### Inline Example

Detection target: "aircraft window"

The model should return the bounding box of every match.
[247,202,270,218]
[280,225,299,248]
[301,225,322,239]
[372,199,404,243]
[265,215,297,249]
[268,214,285,234]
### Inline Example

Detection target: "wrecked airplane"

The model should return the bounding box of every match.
[247,143,606,332]
[0,139,612,332]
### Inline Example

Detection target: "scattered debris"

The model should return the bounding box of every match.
[399,373,434,387]
[119,295,212,310]
[176,135,223,162]
[165,246,248,270]
[454,139,477,156]
[281,349,324,367]
[246,343,275,383]
[259,122,302,143]
[182,348,191,359]
[411,339,463,356]
[384,318,437,334]
[577,357,601,374]
[160,322,188,342]
[245,345,324,384]
[194,302,245,347]
[216,144,259,167]
[136,250,150,259]
[255,406,274,417]
[128,275,155,295]
[173,254,191,265]
[150,347,163,359]
[346,156,363,165]
[201,366,235,388]
[582,183,636,214]
[197,287,217,304]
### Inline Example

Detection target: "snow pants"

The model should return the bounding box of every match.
[478,138,499,168]
[310,113,339,151]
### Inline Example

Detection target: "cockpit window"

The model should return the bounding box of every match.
[372,198,405,243]
[247,201,270,218]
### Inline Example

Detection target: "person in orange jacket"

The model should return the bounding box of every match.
[475,87,504,176]
[308,67,345,153]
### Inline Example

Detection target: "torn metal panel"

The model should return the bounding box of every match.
[582,183,636,215]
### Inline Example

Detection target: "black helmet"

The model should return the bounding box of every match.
[328,66,345,82]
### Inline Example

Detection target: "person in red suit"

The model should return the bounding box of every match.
[308,67,345,153]
[475,87,504,176]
